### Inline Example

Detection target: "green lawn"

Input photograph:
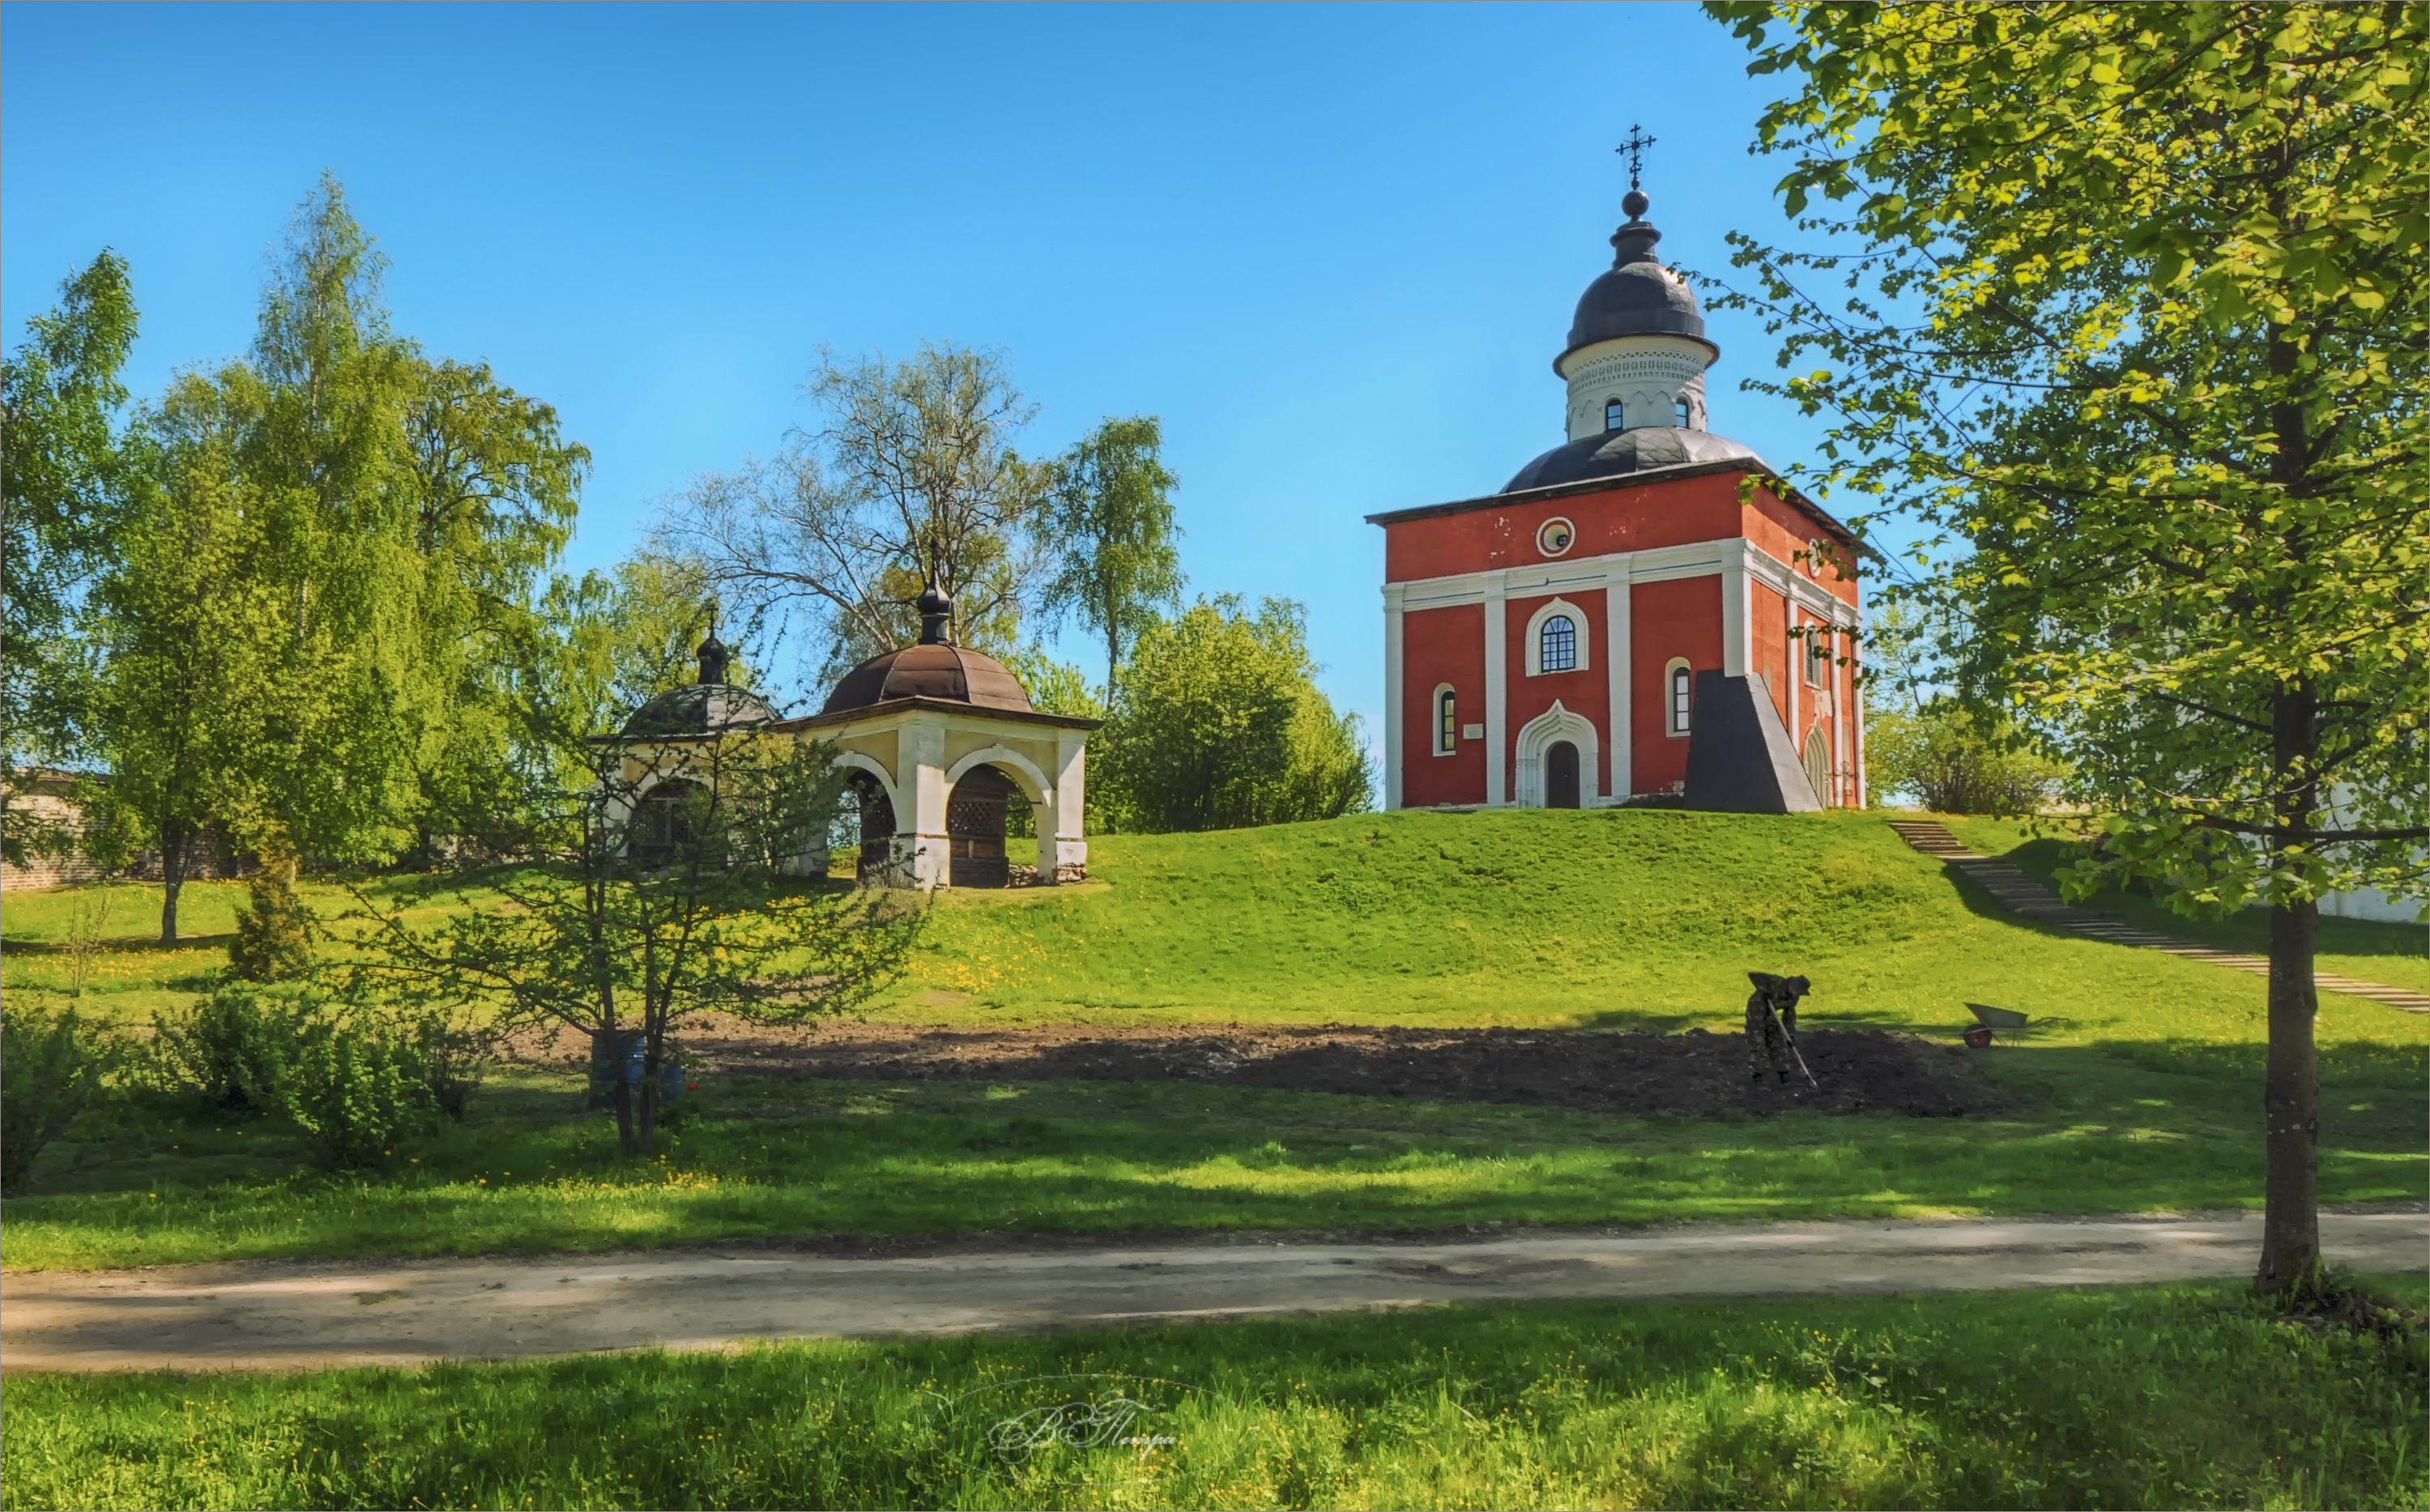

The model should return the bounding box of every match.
[1941,815,2426,995]
[7,1036,2423,1271]
[7,1279,2423,1510]
[3,807,2422,1269]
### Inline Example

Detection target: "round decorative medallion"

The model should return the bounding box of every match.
[1537,517,1576,557]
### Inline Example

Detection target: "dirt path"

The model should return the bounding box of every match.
[7,1210,2422,1374]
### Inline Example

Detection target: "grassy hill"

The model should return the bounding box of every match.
[3,807,2422,1269]
[897,808,2424,1049]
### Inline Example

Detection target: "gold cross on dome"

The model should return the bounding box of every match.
[1616,125,1656,190]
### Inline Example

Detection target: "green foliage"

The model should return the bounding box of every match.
[225,845,315,982]
[275,1011,441,1169]
[1090,595,1371,833]
[533,552,757,745]
[85,176,587,929]
[347,729,919,1156]
[1708,0,2429,1293]
[1034,414,1185,696]
[0,1004,114,1196]
[996,646,1106,722]
[0,251,136,867]
[1707,0,2428,911]
[149,988,300,1113]
[146,988,465,1166]
[8,1283,2425,1510]
[1865,704,2066,815]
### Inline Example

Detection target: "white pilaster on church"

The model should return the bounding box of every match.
[1721,549,1751,677]
[1482,571,1508,806]
[1784,586,1801,748]
[1382,586,1406,811]
[1604,577,1631,800]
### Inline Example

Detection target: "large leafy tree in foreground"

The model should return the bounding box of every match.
[1707,0,2426,1293]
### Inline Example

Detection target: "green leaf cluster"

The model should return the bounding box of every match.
[1705,0,2427,910]
[1090,596,1372,833]
[1034,414,1185,696]
[30,176,590,932]
[0,1004,116,1196]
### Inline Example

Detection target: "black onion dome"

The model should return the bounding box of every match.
[1503,427,1759,494]
[620,683,785,738]
[819,644,1034,716]
[1559,200,1716,367]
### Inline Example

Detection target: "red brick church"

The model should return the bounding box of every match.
[1368,178,1865,814]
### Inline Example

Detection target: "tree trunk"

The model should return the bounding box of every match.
[2256,678,2322,1296]
[637,1024,662,1155]
[2257,896,2321,1293]
[611,1071,637,1155]
[158,819,188,943]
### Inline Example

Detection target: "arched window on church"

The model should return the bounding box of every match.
[1675,395,1693,427]
[1604,398,1624,432]
[1539,615,1576,673]
[1435,686,1458,754]
[1667,659,1695,735]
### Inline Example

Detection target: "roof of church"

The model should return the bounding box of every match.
[620,682,786,738]
[1501,426,1758,494]
[808,581,1094,727]
[618,625,787,737]
[1558,190,1716,370]
[819,641,1036,716]
[1361,451,1866,552]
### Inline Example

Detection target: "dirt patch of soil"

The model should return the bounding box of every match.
[580,1021,2019,1120]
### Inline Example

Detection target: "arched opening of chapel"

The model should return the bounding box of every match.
[947,764,1033,888]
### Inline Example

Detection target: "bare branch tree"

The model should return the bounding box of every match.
[659,343,1046,681]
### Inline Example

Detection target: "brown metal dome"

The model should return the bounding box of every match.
[819,643,1035,716]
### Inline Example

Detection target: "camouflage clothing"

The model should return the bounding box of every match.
[1745,972,1811,1084]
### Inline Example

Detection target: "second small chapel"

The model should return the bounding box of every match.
[1369,155,1866,815]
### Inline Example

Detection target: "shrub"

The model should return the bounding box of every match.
[1091,596,1372,833]
[1865,703,2067,815]
[0,1006,115,1195]
[279,1012,441,1169]
[151,988,299,1111]
[403,1009,489,1123]
[228,845,315,982]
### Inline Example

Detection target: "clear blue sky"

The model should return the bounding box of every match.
[2,1,1878,738]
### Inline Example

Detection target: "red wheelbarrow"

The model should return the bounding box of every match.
[1962,1003,2036,1048]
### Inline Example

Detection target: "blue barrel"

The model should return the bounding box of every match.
[587,1030,686,1110]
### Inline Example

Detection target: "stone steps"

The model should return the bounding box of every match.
[1885,819,2430,1015]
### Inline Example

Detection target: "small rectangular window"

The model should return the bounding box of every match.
[1671,667,1693,733]
[1804,633,1831,688]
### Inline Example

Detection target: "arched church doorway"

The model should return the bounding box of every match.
[1545,741,1581,809]
[634,780,706,865]
[838,772,896,880]
[1802,728,1832,807]
[947,765,1018,888]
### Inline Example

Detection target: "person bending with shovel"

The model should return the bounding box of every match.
[1746,972,1818,1087]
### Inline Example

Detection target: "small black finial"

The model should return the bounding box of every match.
[915,581,953,646]
[696,603,729,685]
